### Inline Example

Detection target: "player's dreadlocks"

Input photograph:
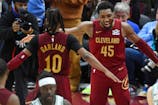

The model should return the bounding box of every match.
[45,8,65,35]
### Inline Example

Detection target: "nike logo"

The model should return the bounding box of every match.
[95,31,102,34]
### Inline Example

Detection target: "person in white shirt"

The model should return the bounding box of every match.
[147,79,158,105]
[30,71,71,105]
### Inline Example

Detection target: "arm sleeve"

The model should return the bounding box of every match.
[135,39,158,63]
[67,34,82,52]
[7,36,38,71]
[26,35,38,53]
[7,51,29,71]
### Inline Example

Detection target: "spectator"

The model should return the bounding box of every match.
[44,0,52,10]
[30,71,71,105]
[82,0,97,21]
[0,0,9,17]
[27,0,45,33]
[114,2,140,34]
[0,0,39,104]
[147,79,158,105]
[145,21,158,101]
[127,0,140,25]
[0,58,20,105]
[0,0,9,56]
[91,0,140,26]
[126,7,158,96]
[113,2,140,47]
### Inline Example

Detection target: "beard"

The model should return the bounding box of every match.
[40,95,54,105]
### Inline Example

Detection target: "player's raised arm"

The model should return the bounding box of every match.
[65,21,93,37]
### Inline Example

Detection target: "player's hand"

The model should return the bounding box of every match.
[104,71,122,83]
[20,34,35,43]
[12,21,20,32]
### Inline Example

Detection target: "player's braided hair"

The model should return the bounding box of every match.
[45,8,65,35]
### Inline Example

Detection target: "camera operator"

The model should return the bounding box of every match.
[0,0,39,104]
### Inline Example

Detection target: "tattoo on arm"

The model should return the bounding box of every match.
[82,53,90,61]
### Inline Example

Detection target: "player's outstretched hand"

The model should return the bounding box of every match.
[104,71,122,83]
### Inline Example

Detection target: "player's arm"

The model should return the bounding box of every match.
[65,21,93,37]
[122,22,158,64]
[77,47,121,83]
[121,22,139,43]
[7,48,31,71]
[146,86,153,105]
[7,35,38,71]
[7,94,20,105]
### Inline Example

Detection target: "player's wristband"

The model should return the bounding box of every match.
[135,39,158,63]
[7,51,28,71]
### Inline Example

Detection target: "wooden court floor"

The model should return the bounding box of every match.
[72,92,148,105]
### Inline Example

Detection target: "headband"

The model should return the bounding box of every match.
[39,77,56,87]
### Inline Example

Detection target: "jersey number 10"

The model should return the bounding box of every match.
[44,54,62,73]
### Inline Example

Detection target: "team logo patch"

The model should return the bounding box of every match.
[21,54,26,59]
[112,29,120,35]
[52,35,55,42]
[121,75,129,90]
[95,30,102,34]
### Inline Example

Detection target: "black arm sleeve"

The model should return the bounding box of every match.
[67,34,82,52]
[26,35,38,53]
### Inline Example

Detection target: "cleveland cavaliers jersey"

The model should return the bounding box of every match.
[38,32,70,75]
[0,88,12,105]
[89,19,125,70]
